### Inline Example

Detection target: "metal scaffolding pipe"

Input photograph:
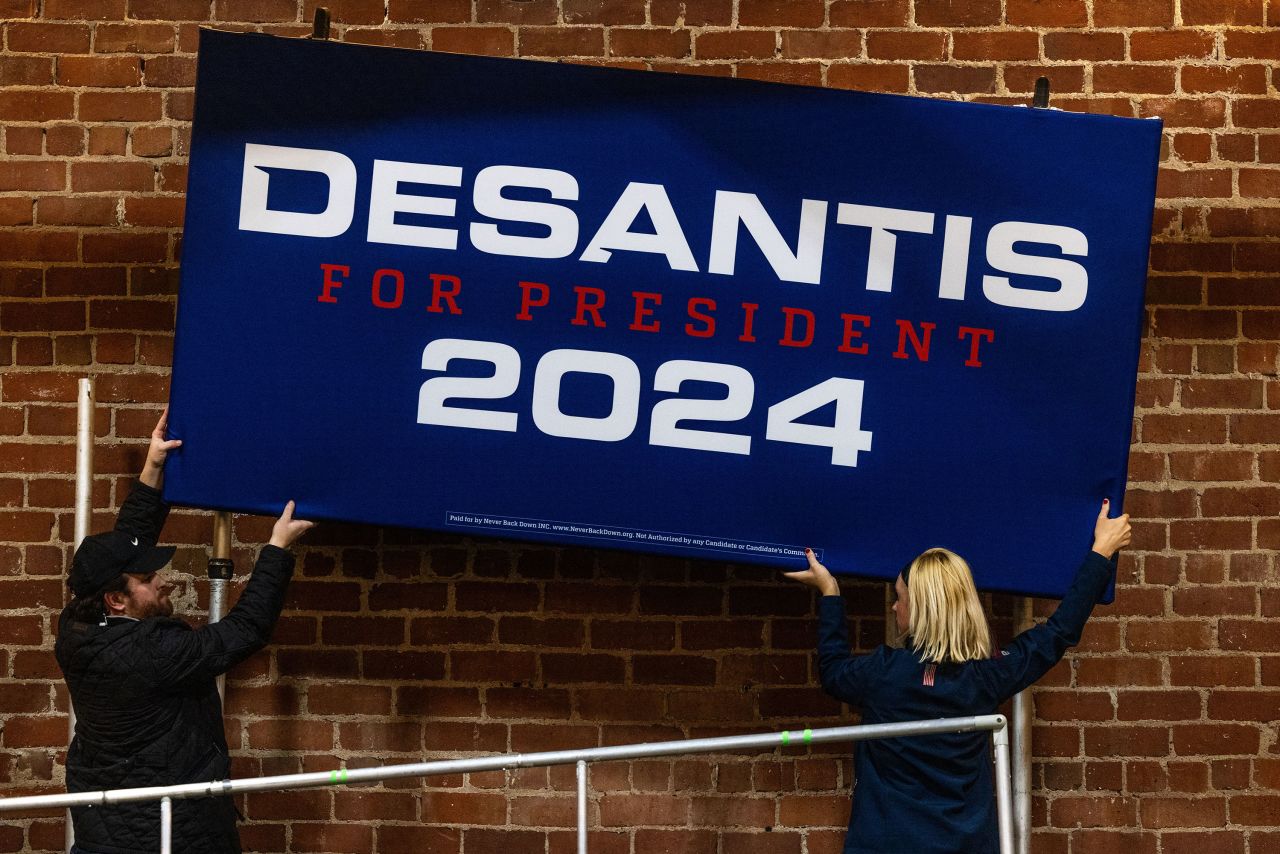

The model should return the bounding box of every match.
[208,511,234,699]
[5,716,1014,854]
[992,715,1015,854]
[576,760,588,854]
[67,377,95,854]
[159,796,172,854]
[0,716,1007,811]
[1012,597,1035,854]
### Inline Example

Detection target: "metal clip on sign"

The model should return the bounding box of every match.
[310,7,331,40]
[1032,76,1050,109]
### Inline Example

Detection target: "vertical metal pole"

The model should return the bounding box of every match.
[992,717,1015,854]
[159,796,172,854]
[1012,598,1034,854]
[576,760,588,854]
[209,512,233,699]
[67,377,95,853]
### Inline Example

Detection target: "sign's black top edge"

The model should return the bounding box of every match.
[197,27,1163,130]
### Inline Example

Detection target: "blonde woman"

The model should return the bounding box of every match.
[785,500,1131,854]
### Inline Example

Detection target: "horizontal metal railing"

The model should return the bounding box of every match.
[0,714,1012,854]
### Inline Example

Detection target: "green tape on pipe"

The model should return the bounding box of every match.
[780,730,790,745]
[328,768,348,785]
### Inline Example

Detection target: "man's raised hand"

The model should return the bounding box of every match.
[269,501,315,549]
[141,405,183,488]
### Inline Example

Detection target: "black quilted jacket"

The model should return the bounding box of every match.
[56,482,295,854]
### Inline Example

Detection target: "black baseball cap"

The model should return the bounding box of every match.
[68,531,176,598]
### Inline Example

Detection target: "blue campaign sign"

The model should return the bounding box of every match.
[167,29,1160,599]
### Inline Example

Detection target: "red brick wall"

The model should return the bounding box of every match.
[2,1,1278,852]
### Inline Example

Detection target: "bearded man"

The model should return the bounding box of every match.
[56,407,313,854]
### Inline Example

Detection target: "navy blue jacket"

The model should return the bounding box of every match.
[818,551,1115,853]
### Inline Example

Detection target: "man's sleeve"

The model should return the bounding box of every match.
[978,551,1116,702]
[143,545,295,687]
[113,481,170,546]
[817,595,888,706]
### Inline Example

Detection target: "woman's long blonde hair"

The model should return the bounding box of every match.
[904,548,991,664]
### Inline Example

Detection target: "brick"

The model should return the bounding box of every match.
[142,54,196,87]
[130,0,210,19]
[79,91,163,121]
[244,717,332,752]
[1049,796,1136,828]
[130,124,172,156]
[45,0,125,18]
[452,649,535,681]
[1126,621,1212,652]
[1044,32,1124,61]
[780,30,861,60]
[0,91,75,121]
[1092,64,1176,95]
[575,687,664,720]
[952,31,1039,62]
[363,649,446,679]
[1207,690,1280,721]
[44,124,84,155]
[82,232,169,264]
[1202,485,1280,517]
[0,55,53,87]
[56,55,140,87]
[422,791,507,824]
[1077,658,1163,687]
[1116,689,1201,720]
[1227,795,1280,825]
[1142,98,1227,129]
[2,715,70,747]
[37,195,117,226]
[431,26,515,56]
[1184,66,1267,96]
[6,22,91,53]
[70,161,155,192]
[541,652,625,683]
[87,125,127,155]
[738,0,823,27]
[914,0,998,25]
[1094,0,1173,26]
[214,0,299,21]
[611,28,691,59]
[0,299,84,331]
[338,721,422,752]
[1183,0,1263,25]
[94,23,175,53]
[914,64,996,94]
[1139,796,1226,828]
[865,31,945,61]
[695,31,776,61]
[518,26,604,57]
[1173,723,1259,756]
[827,63,910,93]
[391,0,472,22]
[1131,31,1215,61]
[0,162,65,192]
[1171,655,1256,687]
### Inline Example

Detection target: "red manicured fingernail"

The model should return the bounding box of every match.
[805,548,812,554]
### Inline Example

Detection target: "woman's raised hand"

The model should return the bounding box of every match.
[1092,499,1131,558]
[784,548,841,596]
